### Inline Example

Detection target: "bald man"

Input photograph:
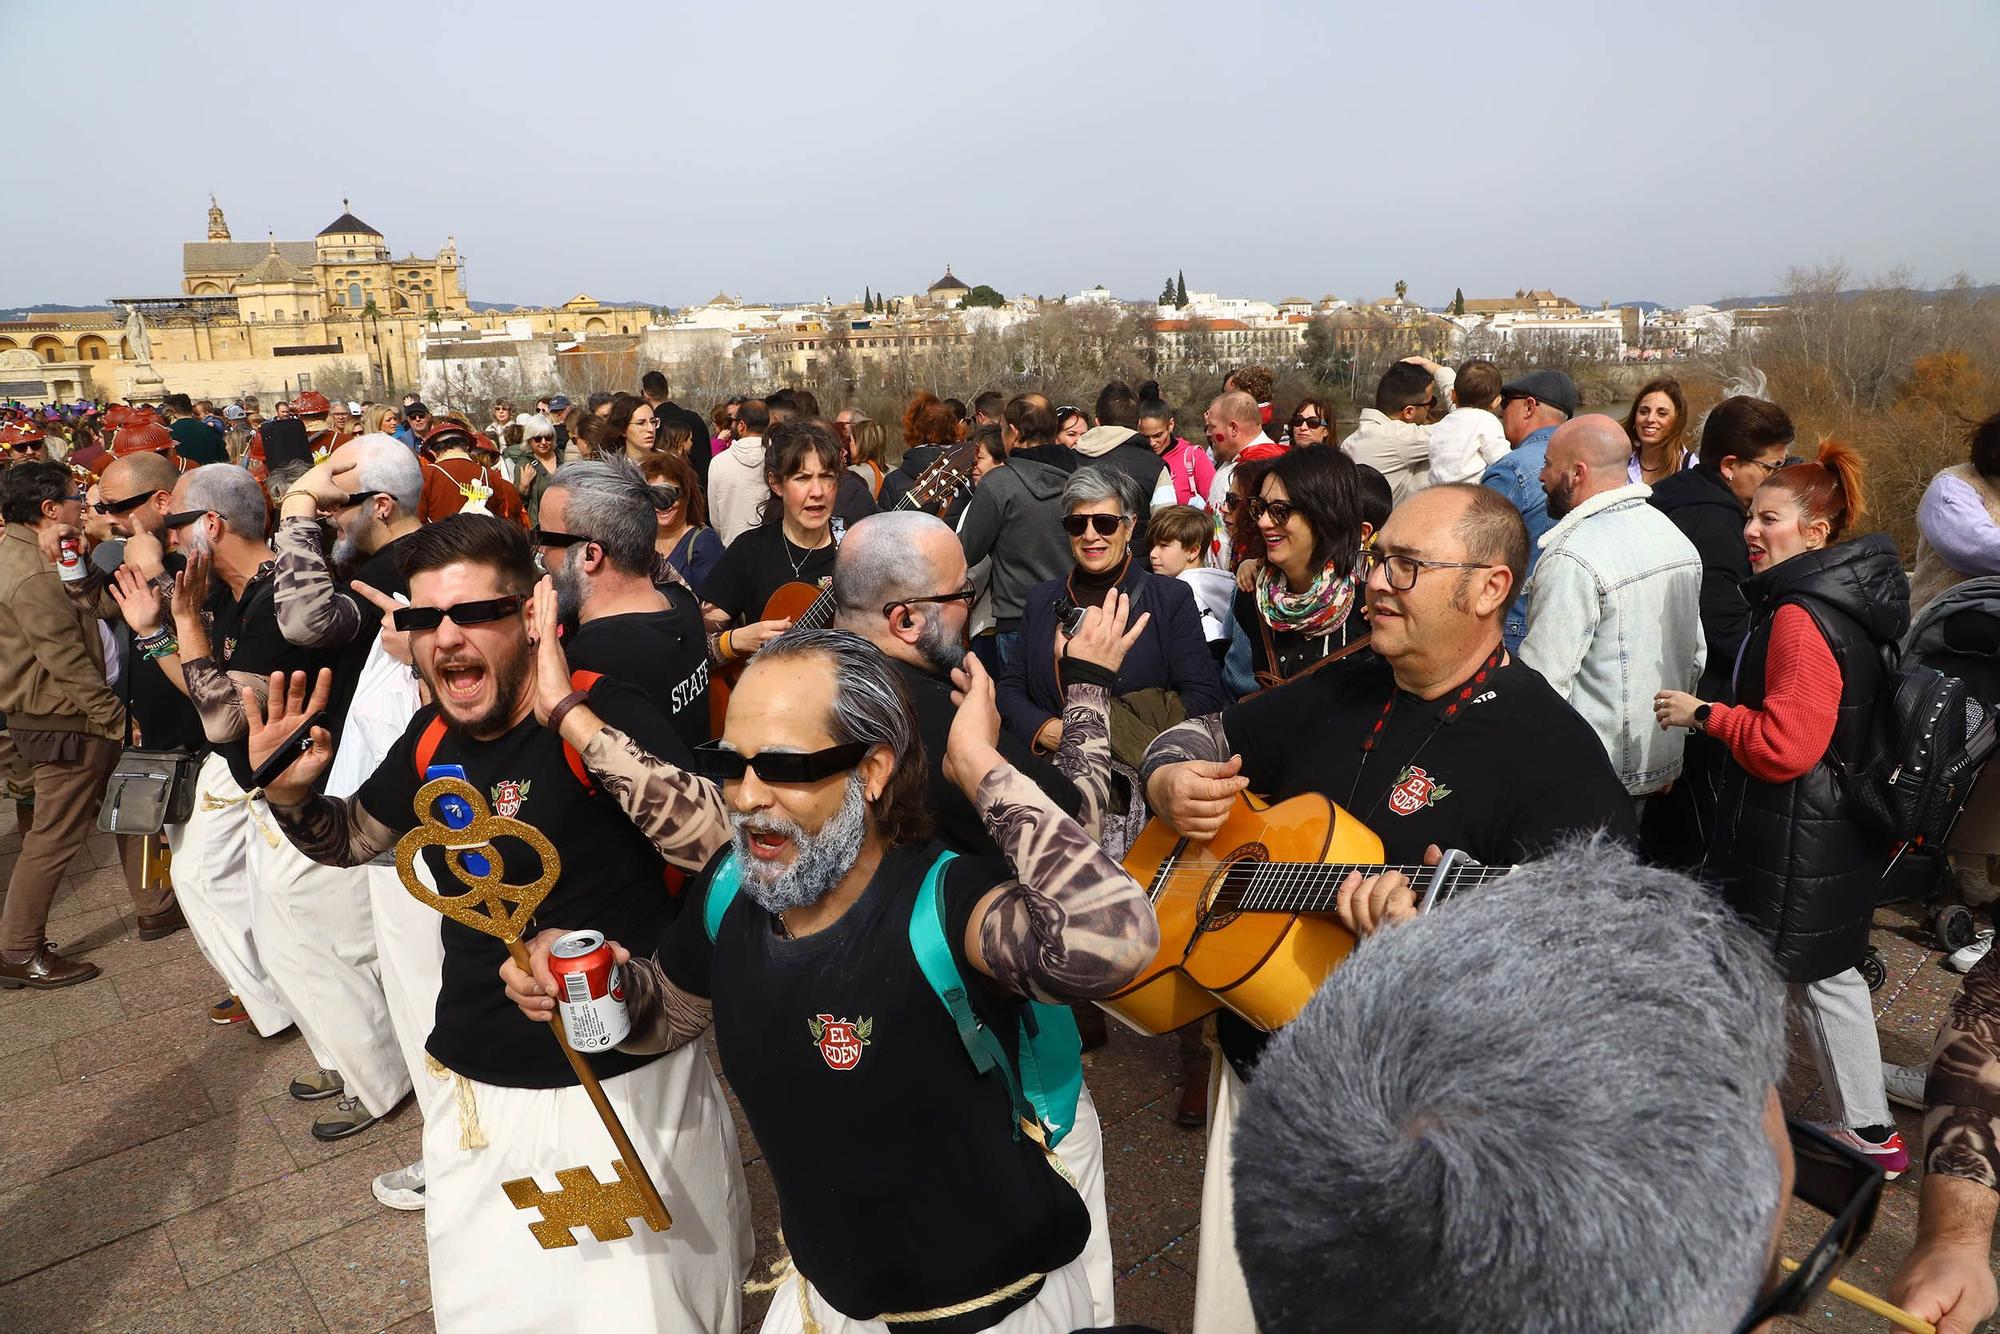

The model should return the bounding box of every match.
[1520,414,1706,800]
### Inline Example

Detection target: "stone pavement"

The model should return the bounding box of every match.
[0,794,1990,1331]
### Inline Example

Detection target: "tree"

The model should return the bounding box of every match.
[1175,271,1188,308]
[863,287,872,314]
[1452,288,1465,316]
[1301,316,1343,387]
[1395,279,1409,305]
[1161,277,1176,307]
[962,284,1006,309]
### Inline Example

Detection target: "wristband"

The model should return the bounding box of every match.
[135,626,173,649]
[1058,658,1119,693]
[546,687,591,735]
[719,629,735,661]
[142,637,181,661]
[280,489,322,507]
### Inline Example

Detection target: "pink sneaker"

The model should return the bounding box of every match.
[1825,1125,1909,1180]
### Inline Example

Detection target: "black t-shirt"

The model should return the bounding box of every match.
[1216,650,1637,1077]
[563,589,713,753]
[662,840,1089,1327]
[698,521,837,624]
[214,566,326,788]
[891,658,1082,857]
[357,678,693,1088]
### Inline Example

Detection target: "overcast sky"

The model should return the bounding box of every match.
[4,0,1995,311]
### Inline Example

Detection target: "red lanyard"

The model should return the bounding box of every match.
[1361,647,1504,754]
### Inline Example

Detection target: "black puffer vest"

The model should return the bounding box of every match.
[1707,534,1909,983]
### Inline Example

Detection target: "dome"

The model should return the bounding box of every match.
[237,242,310,286]
[927,265,970,293]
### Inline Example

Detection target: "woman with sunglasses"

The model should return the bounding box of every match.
[1654,440,1913,1177]
[1235,446,1369,688]
[1284,397,1336,449]
[637,449,723,592]
[998,466,1226,772]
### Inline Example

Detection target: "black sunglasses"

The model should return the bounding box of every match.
[94,489,160,516]
[687,740,870,784]
[1289,415,1325,430]
[1063,513,1129,538]
[392,595,526,632]
[531,527,592,549]
[884,583,976,618]
[1731,1119,1884,1333]
[333,490,382,511]
[1247,496,1294,525]
[162,508,211,531]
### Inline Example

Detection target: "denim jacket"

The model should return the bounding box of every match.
[1481,424,1558,647]
[1517,483,1707,796]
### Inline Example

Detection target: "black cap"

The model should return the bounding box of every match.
[1499,370,1579,419]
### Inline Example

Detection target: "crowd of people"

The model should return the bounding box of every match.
[0,358,1996,1334]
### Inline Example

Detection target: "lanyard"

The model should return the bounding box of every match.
[1347,647,1504,818]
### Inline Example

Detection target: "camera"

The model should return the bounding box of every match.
[1053,595,1089,639]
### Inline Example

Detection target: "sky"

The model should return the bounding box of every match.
[4,0,1997,311]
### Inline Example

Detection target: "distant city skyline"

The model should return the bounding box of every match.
[3,0,1996,311]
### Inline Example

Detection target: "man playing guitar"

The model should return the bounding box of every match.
[1139,483,1636,1334]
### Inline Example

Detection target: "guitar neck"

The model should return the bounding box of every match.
[793,585,837,631]
[1204,859,1515,914]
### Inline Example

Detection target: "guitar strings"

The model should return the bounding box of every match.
[1149,862,1517,912]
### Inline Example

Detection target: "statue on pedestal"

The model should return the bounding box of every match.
[123,303,154,364]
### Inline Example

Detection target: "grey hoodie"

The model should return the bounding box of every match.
[958,455,1075,629]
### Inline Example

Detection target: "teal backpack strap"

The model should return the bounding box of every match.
[908,851,1039,1141]
[704,851,742,943]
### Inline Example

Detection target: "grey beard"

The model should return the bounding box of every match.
[916,609,965,673]
[551,547,590,622]
[731,774,868,916]
[333,525,363,566]
[182,522,213,560]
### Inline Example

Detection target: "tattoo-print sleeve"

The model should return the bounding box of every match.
[1923,946,2000,1191]
[615,954,714,1055]
[272,515,361,648]
[1053,683,1114,841]
[267,794,400,868]
[182,661,263,744]
[578,724,733,871]
[972,761,1159,1004]
[1138,713,1231,792]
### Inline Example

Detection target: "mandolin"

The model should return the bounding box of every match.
[1103,790,1515,1036]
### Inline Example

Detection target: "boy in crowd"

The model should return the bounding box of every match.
[1149,504,1234,652]
[1426,358,1509,485]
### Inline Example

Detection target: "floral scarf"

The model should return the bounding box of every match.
[1255,560,1357,637]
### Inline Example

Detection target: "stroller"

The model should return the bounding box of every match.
[1861,574,2000,990]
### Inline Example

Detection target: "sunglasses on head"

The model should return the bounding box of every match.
[93,488,160,515]
[1063,513,1129,538]
[530,527,593,549]
[391,595,525,632]
[1731,1118,1884,1332]
[687,740,870,784]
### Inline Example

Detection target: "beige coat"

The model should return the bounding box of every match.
[0,523,123,738]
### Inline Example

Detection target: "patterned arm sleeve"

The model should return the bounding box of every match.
[1138,713,1231,792]
[1924,947,2000,1191]
[272,515,362,648]
[971,761,1160,1003]
[1052,683,1114,841]
[266,795,400,869]
[182,661,266,744]
[60,567,122,621]
[614,955,714,1055]
[577,723,733,871]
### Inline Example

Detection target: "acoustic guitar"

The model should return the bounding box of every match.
[1103,791,1515,1036]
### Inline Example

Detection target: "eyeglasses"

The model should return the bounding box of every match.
[1247,496,1294,525]
[333,490,382,511]
[884,583,977,618]
[687,740,870,784]
[530,527,593,549]
[1063,513,1130,538]
[1289,415,1325,430]
[1733,456,1788,478]
[1220,494,1245,514]
[391,595,525,632]
[1356,547,1498,591]
[1732,1119,1883,1333]
[93,489,160,515]
[162,508,212,531]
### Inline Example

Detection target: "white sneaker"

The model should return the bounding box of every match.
[1948,929,1993,973]
[1882,1062,1929,1112]
[372,1160,426,1211]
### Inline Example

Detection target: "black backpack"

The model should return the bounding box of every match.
[1840,659,1997,844]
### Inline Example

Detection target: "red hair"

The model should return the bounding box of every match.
[1760,438,1867,542]
[899,391,959,447]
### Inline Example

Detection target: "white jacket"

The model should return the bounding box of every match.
[1518,483,1706,796]
[1427,407,1509,485]
[707,436,768,545]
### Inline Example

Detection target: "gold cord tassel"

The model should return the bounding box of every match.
[425,1054,488,1149]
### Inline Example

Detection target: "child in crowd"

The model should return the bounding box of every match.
[1149,504,1236,655]
[1426,358,1509,484]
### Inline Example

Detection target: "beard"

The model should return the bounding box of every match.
[424,634,531,740]
[915,609,966,673]
[181,521,213,560]
[731,774,869,916]
[1545,476,1578,522]
[550,545,590,623]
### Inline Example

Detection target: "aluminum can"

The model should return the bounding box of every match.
[56,534,87,583]
[548,929,630,1052]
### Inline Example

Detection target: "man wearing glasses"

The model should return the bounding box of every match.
[1234,841,1899,1334]
[1339,356,1457,506]
[240,515,751,1330]
[1141,483,1635,1331]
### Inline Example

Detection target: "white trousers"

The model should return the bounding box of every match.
[757,1253,1095,1334]
[170,754,293,1037]
[367,860,445,1097]
[1193,1060,1258,1334]
[420,1044,752,1334]
[245,804,411,1116]
[1052,1084,1114,1326]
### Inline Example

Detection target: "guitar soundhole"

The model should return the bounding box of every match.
[1197,843,1268,932]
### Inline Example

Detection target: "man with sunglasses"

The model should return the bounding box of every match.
[1478,368,1579,648]
[1235,840,1894,1334]
[243,515,750,1330]
[495,626,1157,1332]
[1141,484,1634,1331]
[1339,356,1456,506]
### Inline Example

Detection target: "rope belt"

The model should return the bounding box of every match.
[424,1053,489,1150]
[200,786,281,848]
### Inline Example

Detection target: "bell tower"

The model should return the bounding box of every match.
[207,195,231,241]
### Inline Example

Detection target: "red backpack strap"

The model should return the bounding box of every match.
[413,715,449,776]
[560,671,605,793]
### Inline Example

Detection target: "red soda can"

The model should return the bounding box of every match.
[548,929,630,1052]
[56,534,86,583]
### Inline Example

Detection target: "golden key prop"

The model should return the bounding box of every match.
[396,776,672,1247]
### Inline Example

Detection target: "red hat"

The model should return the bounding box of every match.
[291,390,332,417]
[111,418,175,458]
[1238,441,1288,464]
[422,418,479,452]
[0,423,47,448]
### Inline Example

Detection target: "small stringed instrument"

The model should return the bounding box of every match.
[1103,791,1515,1036]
